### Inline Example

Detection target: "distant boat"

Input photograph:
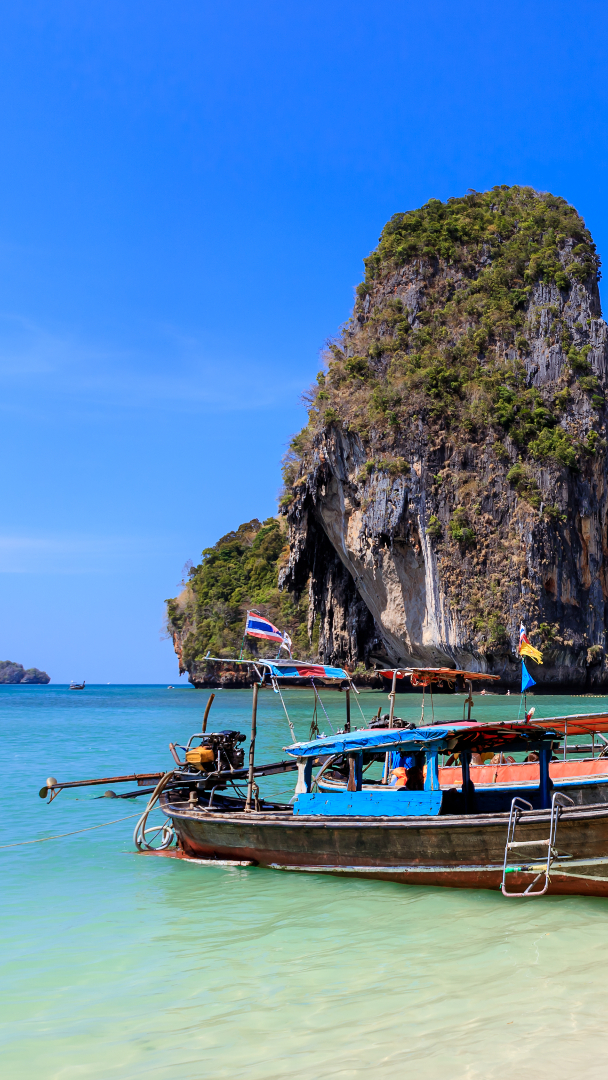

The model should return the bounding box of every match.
[69,680,85,690]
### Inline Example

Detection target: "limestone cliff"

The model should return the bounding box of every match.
[280,186,608,689]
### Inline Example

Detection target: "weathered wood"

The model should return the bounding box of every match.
[163,786,608,894]
[202,693,215,733]
[161,793,608,897]
[347,755,356,792]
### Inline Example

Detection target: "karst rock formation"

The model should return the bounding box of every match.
[279,186,608,689]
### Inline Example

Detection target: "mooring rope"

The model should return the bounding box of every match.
[0,811,145,849]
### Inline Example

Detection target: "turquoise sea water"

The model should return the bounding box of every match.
[3,683,608,1079]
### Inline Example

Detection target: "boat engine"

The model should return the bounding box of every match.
[185,729,246,773]
[370,715,415,729]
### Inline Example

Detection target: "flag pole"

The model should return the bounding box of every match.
[239,611,249,661]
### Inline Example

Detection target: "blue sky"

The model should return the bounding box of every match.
[1,0,607,682]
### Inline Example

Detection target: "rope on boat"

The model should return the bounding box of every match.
[352,687,367,725]
[311,680,335,734]
[134,771,176,851]
[271,676,296,741]
[0,812,144,848]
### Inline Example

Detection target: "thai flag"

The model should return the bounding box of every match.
[246,611,292,654]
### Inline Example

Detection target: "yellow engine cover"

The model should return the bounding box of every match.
[185,746,216,770]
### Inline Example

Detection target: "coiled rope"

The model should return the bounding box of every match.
[133,770,176,851]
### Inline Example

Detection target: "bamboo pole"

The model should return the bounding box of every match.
[388,670,397,726]
[245,682,259,812]
[345,686,351,733]
[40,772,164,795]
[202,693,215,733]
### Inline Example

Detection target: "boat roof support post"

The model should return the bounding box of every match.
[347,752,363,792]
[345,686,351,733]
[425,750,439,792]
[294,756,313,794]
[461,750,472,814]
[388,670,397,726]
[539,743,552,810]
[245,681,259,813]
[355,753,363,791]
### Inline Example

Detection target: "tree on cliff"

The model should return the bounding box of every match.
[166,518,310,684]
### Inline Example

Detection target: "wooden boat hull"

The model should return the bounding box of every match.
[161,794,608,897]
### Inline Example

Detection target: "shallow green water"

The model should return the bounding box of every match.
[3,684,608,1079]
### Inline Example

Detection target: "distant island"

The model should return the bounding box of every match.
[0,660,50,684]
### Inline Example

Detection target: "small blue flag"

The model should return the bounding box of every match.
[521,660,536,693]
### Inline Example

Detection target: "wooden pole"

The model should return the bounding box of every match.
[466,680,473,721]
[245,682,259,812]
[539,744,551,809]
[462,751,471,814]
[347,754,356,792]
[345,687,351,733]
[388,670,397,726]
[202,693,215,734]
[382,752,390,785]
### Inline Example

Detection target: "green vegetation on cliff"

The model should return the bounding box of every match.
[282,186,602,498]
[166,519,310,669]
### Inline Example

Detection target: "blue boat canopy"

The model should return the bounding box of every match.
[284,722,557,758]
[284,726,455,757]
[267,662,348,680]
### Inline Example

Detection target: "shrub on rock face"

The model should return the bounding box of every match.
[426,514,442,539]
[449,508,475,548]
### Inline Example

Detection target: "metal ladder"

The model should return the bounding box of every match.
[501,792,574,897]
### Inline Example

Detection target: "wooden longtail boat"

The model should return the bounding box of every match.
[155,665,608,898]
[160,718,608,897]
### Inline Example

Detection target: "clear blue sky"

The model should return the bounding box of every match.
[1,1,607,682]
